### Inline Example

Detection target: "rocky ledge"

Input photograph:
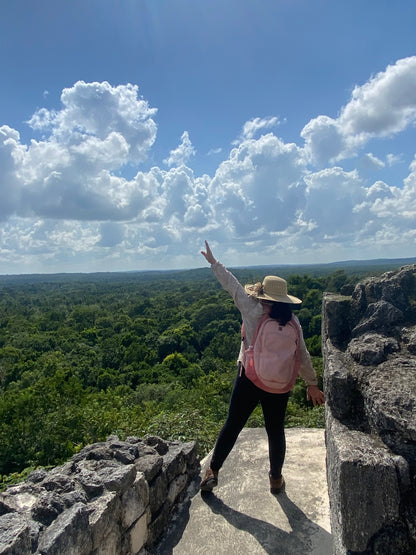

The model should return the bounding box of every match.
[323,264,416,554]
[0,435,199,554]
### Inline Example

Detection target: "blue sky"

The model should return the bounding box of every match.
[1,0,416,274]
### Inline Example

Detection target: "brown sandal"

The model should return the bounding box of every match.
[200,468,219,491]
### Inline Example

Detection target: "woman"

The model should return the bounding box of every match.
[200,241,325,494]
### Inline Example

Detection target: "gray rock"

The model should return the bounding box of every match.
[145,436,169,455]
[41,473,76,494]
[27,469,49,484]
[37,502,92,555]
[61,489,88,508]
[91,521,121,555]
[167,473,188,504]
[88,491,121,551]
[326,410,405,553]
[84,446,114,462]
[181,441,198,471]
[369,524,415,555]
[136,442,159,457]
[406,329,416,354]
[94,463,137,495]
[0,513,32,555]
[75,469,105,499]
[0,503,9,518]
[348,332,399,365]
[352,300,403,336]
[323,264,416,554]
[135,454,163,483]
[146,502,170,549]
[31,491,65,526]
[162,444,186,483]
[113,448,137,465]
[322,339,357,422]
[364,357,416,452]
[322,293,353,349]
[0,435,200,554]
[0,484,39,514]
[121,472,149,529]
[148,472,168,516]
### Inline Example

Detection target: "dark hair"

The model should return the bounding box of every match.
[269,301,293,326]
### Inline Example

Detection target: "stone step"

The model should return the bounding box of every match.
[157,427,332,554]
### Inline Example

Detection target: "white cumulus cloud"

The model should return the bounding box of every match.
[302,56,416,165]
[1,58,416,272]
[164,131,196,167]
[241,116,280,140]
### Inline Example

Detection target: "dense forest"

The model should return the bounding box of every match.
[0,260,411,489]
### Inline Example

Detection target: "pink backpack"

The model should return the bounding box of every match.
[242,314,301,393]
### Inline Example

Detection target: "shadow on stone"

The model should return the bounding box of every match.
[197,490,332,555]
[151,476,200,554]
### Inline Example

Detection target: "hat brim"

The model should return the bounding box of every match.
[244,284,302,305]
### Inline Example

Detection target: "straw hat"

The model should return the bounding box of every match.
[244,275,302,304]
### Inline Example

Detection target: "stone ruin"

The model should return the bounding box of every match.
[2,263,416,555]
[0,435,199,554]
[323,264,416,554]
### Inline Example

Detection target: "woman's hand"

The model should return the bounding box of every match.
[201,240,217,265]
[307,385,325,406]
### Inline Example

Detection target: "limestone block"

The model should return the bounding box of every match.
[326,411,407,553]
[353,266,414,313]
[148,472,168,516]
[363,357,416,465]
[181,441,199,471]
[60,489,88,508]
[88,491,121,550]
[31,490,65,526]
[0,513,32,555]
[75,467,105,499]
[91,521,121,555]
[322,341,355,421]
[27,469,49,483]
[135,442,159,458]
[352,300,403,336]
[121,472,149,530]
[125,508,150,555]
[146,502,170,548]
[41,473,77,494]
[167,473,187,504]
[72,443,113,463]
[37,502,92,555]
[134,454,163,483]
[407,329,416,354]
[95,464,137,495]
[348,332,399,366]
[364,358,416,437]
[107,439,139,464]
[145,436,169,455]
[162,444,186,483]
[322,293,353,349]
[0,485,39,514]
[0,436,201,555]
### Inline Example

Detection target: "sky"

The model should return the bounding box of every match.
[1,0,416,274]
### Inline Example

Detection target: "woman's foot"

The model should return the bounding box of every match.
[200,468,219,491]
[269,472,285,494]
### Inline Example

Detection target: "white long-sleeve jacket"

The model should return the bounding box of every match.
[211,260,318,387]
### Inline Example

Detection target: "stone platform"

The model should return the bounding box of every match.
[156,427,332,554]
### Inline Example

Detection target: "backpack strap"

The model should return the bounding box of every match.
[288,316,302,368]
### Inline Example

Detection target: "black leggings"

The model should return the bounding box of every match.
[210,367,290,478]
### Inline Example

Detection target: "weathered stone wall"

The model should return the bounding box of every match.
[323,264,416,554]
[0,435,199,554]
